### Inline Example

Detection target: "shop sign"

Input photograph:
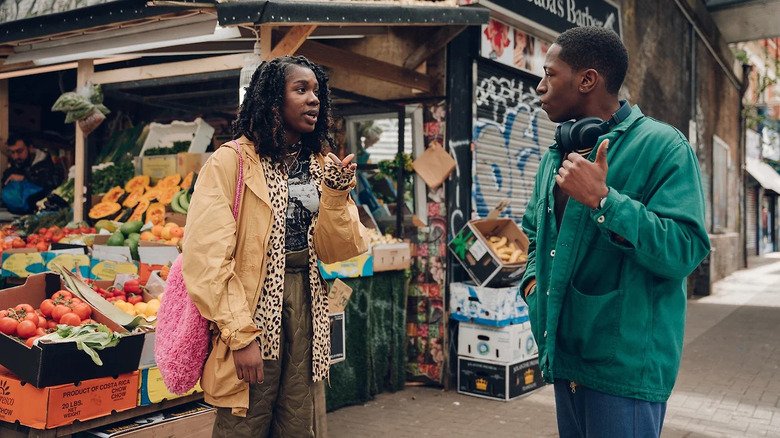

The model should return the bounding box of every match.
[481,17,551,77]
[463,0,621,37]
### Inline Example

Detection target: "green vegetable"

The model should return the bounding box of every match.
[92,162,135,194]
[107,230,125,246]
[35,323,122,366]
[120,220,143,236]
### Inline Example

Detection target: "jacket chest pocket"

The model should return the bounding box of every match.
[558,282,623,365]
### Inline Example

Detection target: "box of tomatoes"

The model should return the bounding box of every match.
[0,272,144,388]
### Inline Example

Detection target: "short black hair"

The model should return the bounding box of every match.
[232,55,333,161]
[555,26,628,95]
[6,133,32,148]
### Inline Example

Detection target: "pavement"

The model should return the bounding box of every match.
[326,254,780,437]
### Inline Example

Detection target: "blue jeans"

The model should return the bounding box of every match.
[553,379,666,438]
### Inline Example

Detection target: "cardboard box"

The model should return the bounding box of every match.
[318,253,373,280]
[139,118,215,156]
[138,241,179,265]
[449,282,529,327]
[137,366,202,406]
[91,258,139,281]
[0,368,139,429]
[457,356,544,401]
[330,312,345,364]
[372,243,412,272]
[92,234,134,265]
[140,155,178,183]
[448,203,529,287]
[46,253,92,278]
[165,212,187,227]
[83,402,215,438]
[457,322,537,364]
[0,273,145,388]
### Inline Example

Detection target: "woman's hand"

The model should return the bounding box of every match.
[233,340,265,384]
[327,152,357,171]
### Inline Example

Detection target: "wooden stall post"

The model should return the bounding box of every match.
[73,60,94,223]
[0,79,8,180]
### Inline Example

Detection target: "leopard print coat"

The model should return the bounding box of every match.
[254,154,356,382]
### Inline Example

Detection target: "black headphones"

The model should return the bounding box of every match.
[554,100,632,153]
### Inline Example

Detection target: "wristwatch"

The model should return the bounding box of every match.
[597,189,610,210]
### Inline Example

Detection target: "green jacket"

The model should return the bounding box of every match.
[520,105,710,402]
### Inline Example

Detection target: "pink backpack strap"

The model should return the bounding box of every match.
[230,140,244,221]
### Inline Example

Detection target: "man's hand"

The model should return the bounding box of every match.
[233,340,264,384]
[555,139,610,209]
[4,174,24,185]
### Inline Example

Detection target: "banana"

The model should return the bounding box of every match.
[509,249,523,263]
[170,191,188,214]
[179,190,190,211]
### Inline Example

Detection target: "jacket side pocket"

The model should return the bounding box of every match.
[557,282,623,365]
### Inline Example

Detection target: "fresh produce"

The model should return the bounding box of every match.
[124,175,151,193]
[141,222,184,246]
[122,190,144,208]
[146,203,166,226]
[36,323,121,366]
[170,189,192,214]
[180,171,195,190]
[101,186,125,203]
[88,202,122,220]
[366,228,402,246]
[92,162,135,195]
[487,235,527,264]
[143,140,190,156]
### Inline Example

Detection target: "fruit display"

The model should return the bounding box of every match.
[92,172,197,224]
[89,202,122,220]
[487,235,527,264]
[0,289,97,348]
[84,278,161,322]
[141,222,184,246]
[1,224,97,251]
[366,228,403,246]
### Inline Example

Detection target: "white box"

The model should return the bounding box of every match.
[458,322,537,364]
[139,117,214,156]
[449,282,528,327]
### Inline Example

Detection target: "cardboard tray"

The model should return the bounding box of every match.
[0,273,145,388]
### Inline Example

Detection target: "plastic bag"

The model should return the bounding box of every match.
[2,180,43,214]
[51,82,110,135]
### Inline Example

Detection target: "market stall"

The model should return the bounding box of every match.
[0,1,488,435]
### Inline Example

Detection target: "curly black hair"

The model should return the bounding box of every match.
[232,55,334,162]
[555,26,628,95]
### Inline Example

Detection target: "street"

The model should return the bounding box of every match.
[327,254,780,438]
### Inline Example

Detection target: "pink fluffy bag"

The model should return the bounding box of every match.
[155,140,244,395]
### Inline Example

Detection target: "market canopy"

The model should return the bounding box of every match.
[746,157,780,194]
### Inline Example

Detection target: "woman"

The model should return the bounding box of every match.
[181,55,368,437]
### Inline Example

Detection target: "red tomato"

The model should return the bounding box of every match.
[37,315,47,329]
[25,336,41,348]
[12,238,26,249]
[70,297,83,305]
[52,290,73,301]
[35,327,46,336]
[36,241,49,252]
[81,318,97,325]
[51,304,72,322]
[127,294,143,305]
[47,320,57,329]
[16,320,37,338]
[40,299,55,317]
[14,303,34,314]
[0,310,7,318]
[0,317,18,336]
[59,313,81,327]
[51,233,63,243]
[38,228,48,235]
[72,303,92,320]
[22,312,38,323]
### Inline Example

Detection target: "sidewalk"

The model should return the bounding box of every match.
[327,254,780,437]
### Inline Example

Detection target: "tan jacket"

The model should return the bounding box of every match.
[181,138,368,416]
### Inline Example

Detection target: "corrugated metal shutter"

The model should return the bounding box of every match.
[747,186,757,255]
[472,60,556,223]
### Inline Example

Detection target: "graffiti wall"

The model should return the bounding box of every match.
[406,101,449,384]
[471,61,557,222]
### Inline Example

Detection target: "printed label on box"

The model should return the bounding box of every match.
[468,238,489,261]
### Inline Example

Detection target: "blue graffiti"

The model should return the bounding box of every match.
[472,75,545,221]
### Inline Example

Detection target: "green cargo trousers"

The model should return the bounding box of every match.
[213,250,315,438]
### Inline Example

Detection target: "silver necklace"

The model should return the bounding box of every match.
[283,144,303,174]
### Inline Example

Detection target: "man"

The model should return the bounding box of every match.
[520,26,710,437]
[3,134,63,212]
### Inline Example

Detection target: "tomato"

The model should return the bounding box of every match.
[36,241,49,252]
[16,320,37,338]
[51,304,72,322]
[52,290,73,300]
[38,227,48,235]
[25,336,42,348]
[73,303,92,320]
[51,233,63,243]
[12,238,26,249]
[22,311,38,323]
[81,318,97,325]
[0,310,6,318]
[14,303,34,314]
[59,312,81,327]
[40,299,55,317]
[35,327,46,336]
[70,297,83,305]
[37,315,48,329]
[47,320,57,329]
[0,317,18,336]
